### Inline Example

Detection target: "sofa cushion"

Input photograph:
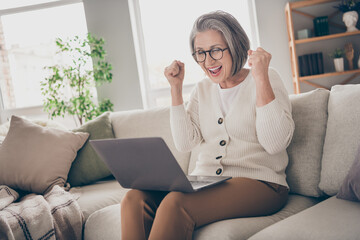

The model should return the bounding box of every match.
[286,89,329,197]
[337,144,360,202]
[319,84,360,196]
[111,107,191,174]
[68,112,114,187]
[83,194,320,240]
[73,178,128,220]
[0,116,89,194]
[249,196,360,240]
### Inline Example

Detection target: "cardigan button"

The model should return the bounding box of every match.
[215,156,222,160]
[216,168,223,175]
[218,118,223,124]
[219,140,226,146]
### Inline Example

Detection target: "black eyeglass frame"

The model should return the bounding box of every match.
[192,47,229,63]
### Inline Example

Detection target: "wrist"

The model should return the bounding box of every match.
[253,71,269,82]
[170,86,183,106]
[171,85,183,94]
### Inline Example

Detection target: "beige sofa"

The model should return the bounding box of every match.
[75,84,360,240]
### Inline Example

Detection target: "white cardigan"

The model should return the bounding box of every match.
[170,68,295,187]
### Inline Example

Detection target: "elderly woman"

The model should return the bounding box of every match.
[121,10,294,240]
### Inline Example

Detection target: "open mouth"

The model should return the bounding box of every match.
[208,66,222,76]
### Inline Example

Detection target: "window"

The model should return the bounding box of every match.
[0,0,88,110]
[129,0,255,108]
[0,0,59,10]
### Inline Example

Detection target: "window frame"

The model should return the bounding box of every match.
[128,0,197,109]
[0,0,83,16]
[0,0,84,123]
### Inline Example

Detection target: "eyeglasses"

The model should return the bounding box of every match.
[192,47,229,63]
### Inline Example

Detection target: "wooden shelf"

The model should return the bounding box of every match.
[299,69,360,81]
[285,0,360,94]
[289,0,339,9]
[295,31,360,44]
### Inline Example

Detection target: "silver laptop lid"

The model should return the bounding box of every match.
[90,137,195,192]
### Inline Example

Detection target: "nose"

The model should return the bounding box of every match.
[204,52,216,66]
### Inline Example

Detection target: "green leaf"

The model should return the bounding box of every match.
[41,33,114,125]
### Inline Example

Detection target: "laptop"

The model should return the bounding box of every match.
[90,137,231,193]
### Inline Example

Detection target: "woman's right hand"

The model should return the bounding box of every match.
[164,60,185,106]
[164,60,185,88]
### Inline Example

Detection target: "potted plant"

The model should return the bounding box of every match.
[41,33,113,126]
[334,0,360,32]
[329,48,345,72]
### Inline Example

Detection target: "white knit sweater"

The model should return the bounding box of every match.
[170,68,295,188]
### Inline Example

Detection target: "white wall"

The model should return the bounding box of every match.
[253,0,294,94]
[82,0,143,111]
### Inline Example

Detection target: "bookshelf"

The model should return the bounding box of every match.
[295,30,360,44]
[285,0,360,94]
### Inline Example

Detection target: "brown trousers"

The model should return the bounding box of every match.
[121,177,288,240]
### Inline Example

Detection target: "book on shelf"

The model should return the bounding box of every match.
[298,55,304,76]
[298,52,324,77]
[307,54,314,75]
[311,54,319,75]
[298,55,308,76]
[317,52,324,74]
[313,16,329,37]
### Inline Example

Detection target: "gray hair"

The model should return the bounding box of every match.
[190,10,250,76]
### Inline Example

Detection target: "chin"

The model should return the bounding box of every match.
[206,72,224,84]
[207,76,222,84]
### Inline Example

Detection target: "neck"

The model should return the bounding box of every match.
[219,68,249,89]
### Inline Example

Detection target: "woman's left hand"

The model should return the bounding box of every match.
[247,47,271,81]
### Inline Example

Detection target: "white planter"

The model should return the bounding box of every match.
[334,58,344,72]
[343,11,359,32]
